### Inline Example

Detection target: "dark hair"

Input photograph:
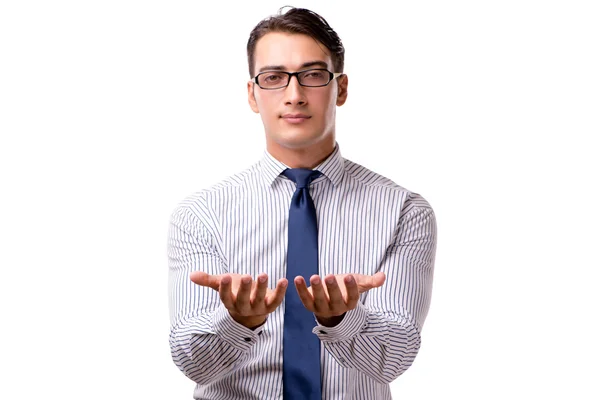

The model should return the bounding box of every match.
[246,7,345,77]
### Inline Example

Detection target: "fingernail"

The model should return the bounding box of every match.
[326,277,334,284]
[258,276,267,283]
[345,275,354,284]
[313,277,321,285]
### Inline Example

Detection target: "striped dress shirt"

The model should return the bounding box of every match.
[168,143,437,399]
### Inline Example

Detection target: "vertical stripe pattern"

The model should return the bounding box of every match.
[168,144,437,399]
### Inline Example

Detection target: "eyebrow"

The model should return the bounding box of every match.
[258,60,329,73]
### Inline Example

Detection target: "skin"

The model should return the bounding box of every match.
[247,31,347,169]
[191,31,386,329]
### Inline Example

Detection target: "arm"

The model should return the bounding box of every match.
[299,197,437,383]
[168,204,263,385]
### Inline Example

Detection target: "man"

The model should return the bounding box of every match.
[168,7,436,399]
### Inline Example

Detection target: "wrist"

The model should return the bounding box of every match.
[316,313,345,327]
[229,312,267,329]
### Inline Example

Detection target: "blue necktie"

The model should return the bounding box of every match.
[282,168,323,400]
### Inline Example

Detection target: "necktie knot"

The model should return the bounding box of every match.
[283,168,322,189]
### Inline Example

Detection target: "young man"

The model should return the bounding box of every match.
[168,7,436,399]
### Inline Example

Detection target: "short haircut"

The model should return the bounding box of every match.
[246,7,345,77]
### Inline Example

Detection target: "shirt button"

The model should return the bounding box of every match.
[244,337,251,342]
[340,358,346,363]
[319,330,327,334]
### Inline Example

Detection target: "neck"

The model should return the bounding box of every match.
[267,136,336,169]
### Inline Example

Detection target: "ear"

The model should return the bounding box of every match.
[336,74,348,106]
[247,81,260,113]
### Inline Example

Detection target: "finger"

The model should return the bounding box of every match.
[266,278,288,311]
[324,275,345,311]
[294,276,315,312]
[372,272,386,287]
[235,275,253,314]
[190,271,221,290]
[344,274,360,310]
[309,275,329,313]
[252,273,268,306]
[218,274,235,309]
[356,272,387,293]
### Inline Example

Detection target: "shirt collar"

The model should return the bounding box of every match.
[259,142,345,188]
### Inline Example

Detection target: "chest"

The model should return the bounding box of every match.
[219,185,401,281]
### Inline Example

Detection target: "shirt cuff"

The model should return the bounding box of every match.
[312,302,368,342]
[212,305,265,351]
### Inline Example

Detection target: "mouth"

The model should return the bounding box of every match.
[281,114,311,124]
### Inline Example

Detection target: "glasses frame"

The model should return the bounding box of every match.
[253,68,343,90]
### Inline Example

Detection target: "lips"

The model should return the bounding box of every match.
[281,114,311,124]
[282,113,310,118]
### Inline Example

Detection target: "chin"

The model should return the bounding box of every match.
[272,131,325,150]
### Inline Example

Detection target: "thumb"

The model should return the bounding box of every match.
[371,272,386,287]
[355,272,386,292]
[190,271,221,290]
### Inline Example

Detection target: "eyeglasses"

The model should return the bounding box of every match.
[253,68,343,90]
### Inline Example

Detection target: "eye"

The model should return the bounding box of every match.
[259,72,286,85]
[264,74,282,82]
[303,70,326,80]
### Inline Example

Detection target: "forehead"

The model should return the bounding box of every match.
[254,32,333,71]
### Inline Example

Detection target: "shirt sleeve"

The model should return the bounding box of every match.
[313,194,437,384]
[168,202,265,385]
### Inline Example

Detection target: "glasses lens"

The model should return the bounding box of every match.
[258,72,289,89]
[299,69,330,87]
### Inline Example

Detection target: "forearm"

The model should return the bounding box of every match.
[314,302,421,384]
[317,199,436,382]
[168,204,263,384]
[170,305,264,385]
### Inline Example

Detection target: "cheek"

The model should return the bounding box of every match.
[317,92,338,120]
[255,95,279,117]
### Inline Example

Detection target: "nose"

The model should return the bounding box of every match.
[284,75,307,106]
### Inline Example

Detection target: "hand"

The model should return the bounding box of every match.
[294,272,386,326]
[190,272,288,329]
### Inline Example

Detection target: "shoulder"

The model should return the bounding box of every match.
[343,158,404,189]
[342,158,434,213]
[171,162,262,222]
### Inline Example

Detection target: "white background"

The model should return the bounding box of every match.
[1,0,599,399]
